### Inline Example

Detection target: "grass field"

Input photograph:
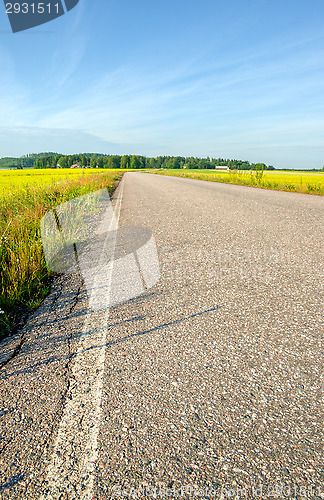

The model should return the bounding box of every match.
[0,168,125,338]
[154,169,324,195]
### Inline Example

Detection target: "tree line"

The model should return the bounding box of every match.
[31,153,275,170]
[2,152,324,171]
[0,152,58,169]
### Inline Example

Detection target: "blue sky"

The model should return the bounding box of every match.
[0,0,324,168]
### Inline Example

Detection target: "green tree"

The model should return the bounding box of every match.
[149,157,157,169]
[111,155,121,168]
[120,155,130,169]
[107,156,114,168]
[80,154,87,167]
[58,156,67,168]
[187,157,196,169]
[90,154,97,168]
[97,156,104,169]
[156,156,164,168]
[130,155,143,169]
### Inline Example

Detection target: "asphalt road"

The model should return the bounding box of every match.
[0,172,323,500]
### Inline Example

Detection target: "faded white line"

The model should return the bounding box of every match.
[41,178,125,500]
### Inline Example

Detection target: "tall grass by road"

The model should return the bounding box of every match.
[154,169,324,195]
[0,169,124,339]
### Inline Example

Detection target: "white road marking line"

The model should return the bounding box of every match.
[41,179,125,500]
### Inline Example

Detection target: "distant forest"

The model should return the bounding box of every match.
[0,152,275,170]
[0,152,323,171]
[0,152,58,169]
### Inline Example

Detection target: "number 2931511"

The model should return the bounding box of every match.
[5,3,60,14]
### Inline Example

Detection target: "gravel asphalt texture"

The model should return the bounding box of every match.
[0,172,323,499]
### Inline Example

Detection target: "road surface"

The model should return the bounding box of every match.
[0,172,323,499]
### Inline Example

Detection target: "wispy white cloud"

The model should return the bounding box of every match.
[48,35,87,88]
[34,36,324,146]
[46,1,87,88]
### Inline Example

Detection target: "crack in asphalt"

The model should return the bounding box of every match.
[0,279,65,370]
[0,277,84,371]
[37,281,85,449]
[0,275,86,497]
[0,336,27,370]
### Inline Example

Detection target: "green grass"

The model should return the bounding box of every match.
[153,169,324,195]
[0,168,125,339]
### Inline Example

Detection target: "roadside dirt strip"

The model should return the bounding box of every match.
[0,172,323,500]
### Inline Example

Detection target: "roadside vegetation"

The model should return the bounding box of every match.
[0,169,124,339]
[153,169,324,196]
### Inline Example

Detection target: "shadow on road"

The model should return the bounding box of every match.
[0,305,221,381]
